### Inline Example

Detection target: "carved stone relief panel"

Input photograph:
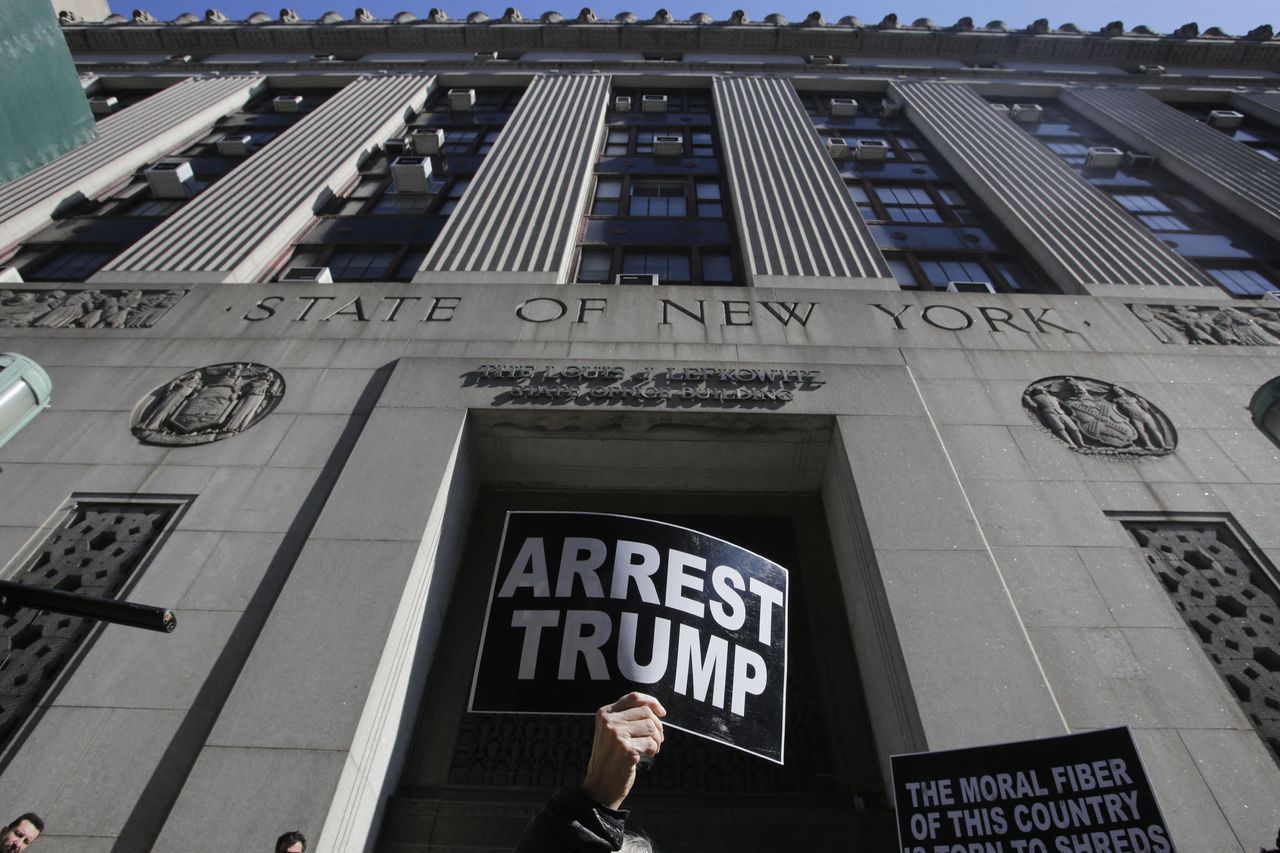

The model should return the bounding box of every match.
[1021,376,1176,458]
[0,499,185,748]
[1129,303,1280,346]
[1122,520,1280,763]
[0,288,186,329]
[131,362,285,446]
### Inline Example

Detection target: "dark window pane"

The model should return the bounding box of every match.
[1207,268,1275,296]
[395,249,430,281]
[577,250,612,282]
[329,249,395,281]
[887,257,916,287]
[702,252,733,283]
[622,251,690,282]
[26,249,115,281]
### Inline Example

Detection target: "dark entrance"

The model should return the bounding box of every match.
[377,489,894,852]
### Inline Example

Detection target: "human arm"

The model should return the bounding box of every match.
[514,692,666,853]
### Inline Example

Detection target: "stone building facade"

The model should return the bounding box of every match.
[1,8,1280,852]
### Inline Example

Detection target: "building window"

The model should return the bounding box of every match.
[1207,268,1278,297]
[23,249,116,281]
[576,250,612,282]
[875,186,943,223]
[621,250,691,282]
[327,249,397,282]
[629,181,687,217]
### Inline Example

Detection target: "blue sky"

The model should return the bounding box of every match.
[125,0,1275,36]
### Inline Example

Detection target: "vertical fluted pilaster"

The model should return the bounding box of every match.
[714,76,893,289]
[0,75,263,248]
[95,74,433,284]
[1067,87,1280,242]
[893,81,1216,296]
[414,74,610,284]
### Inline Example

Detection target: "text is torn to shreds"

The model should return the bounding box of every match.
[892,727,1174,853]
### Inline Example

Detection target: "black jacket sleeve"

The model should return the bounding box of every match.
[514,785,628,853]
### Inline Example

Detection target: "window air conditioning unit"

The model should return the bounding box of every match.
[808,54,835,65]
[1085,146,1124,168]
[615,95,633,112]
[616,274,659,286]
[0,267,24,284]
[412,128,445,155]
[216,134,253,155]
[448,88,476,111]
[1139,64,1165,76]
[854,139,890,161]
[1009,103,1043,123]
[273,95,303,113]
[826,137,850,158]
[384,136,412,157]
[652,134,683,156]
[280,266,333,283]
[144,161,196,199]
[391,156,434,194]
[946,280,996,293]
[880,100,902,117]
[990,103,1011,114]
[89,95,118,115]
[1208,110,1244,129]
[474,51,498,62]
[1124,150,1156,168]
[642,94,668,113]
[829,97,858,116]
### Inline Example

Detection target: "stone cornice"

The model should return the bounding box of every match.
[60,15,1280,70]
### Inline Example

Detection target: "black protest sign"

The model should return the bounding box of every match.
[469,511,789,763]
[892,727,1175,853]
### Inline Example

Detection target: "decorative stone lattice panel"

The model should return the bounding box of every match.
[1123,521,1280,762]
[1130,303,1280,345]
[0,501,183,747]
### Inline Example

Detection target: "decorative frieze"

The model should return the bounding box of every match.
[1130,302,1280,345]
[1022,376,1176,458]
[0,288,185,329]
[131,362,284,446]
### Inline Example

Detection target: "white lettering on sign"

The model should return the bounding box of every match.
[500,535,784,718]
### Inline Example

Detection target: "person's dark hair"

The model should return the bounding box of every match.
[275,830,306,852]
[8,814,44,834]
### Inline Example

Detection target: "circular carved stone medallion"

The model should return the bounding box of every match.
[1021,376,1176,459]
[131,362,285,446]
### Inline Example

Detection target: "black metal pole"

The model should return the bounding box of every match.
[0,580,176,633]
